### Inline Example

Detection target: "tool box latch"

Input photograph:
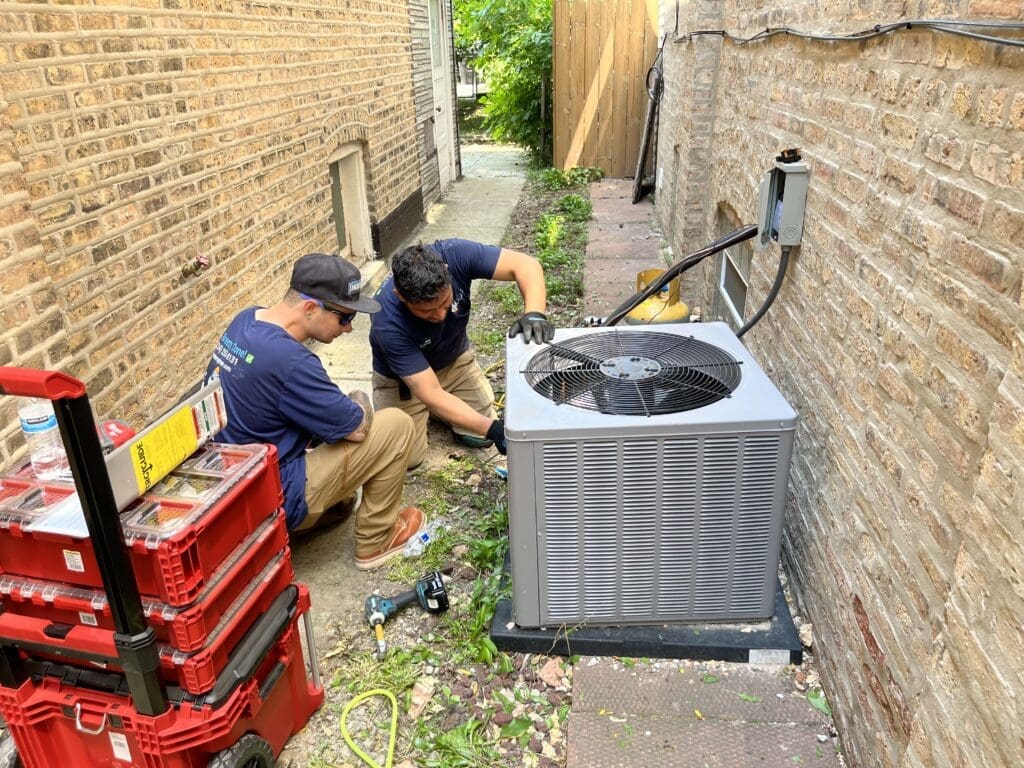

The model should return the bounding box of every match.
[43,622,74,640]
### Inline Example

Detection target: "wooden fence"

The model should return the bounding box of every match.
[553,0,660,177]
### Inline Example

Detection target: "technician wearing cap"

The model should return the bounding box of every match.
[206,253,426,571]
[370,239,554,469]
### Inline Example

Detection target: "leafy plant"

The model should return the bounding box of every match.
[488,284,522,315]
[534,213,563,249]
[469,327,506,356]
[555,194,592,222]
[566,166,604,184]
[539,166,604,190]
[420,717,500,767]
[807,687,832,716]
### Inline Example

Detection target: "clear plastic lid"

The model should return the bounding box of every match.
[147,471,224,502]
[161,549,287,666]
[0,572,108,610]
[179,443,267,477]
[120,443,267,546]
[0,481,76,529]
[0,443,267,542]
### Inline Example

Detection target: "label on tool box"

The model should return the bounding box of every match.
[109,731,132,763]
[63,549,85,573]
[129,407,198,494]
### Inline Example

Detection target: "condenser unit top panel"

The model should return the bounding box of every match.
[505,322,796,440]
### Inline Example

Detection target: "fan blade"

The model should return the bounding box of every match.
[534,368,608,405]
[546,345,604,368]
[658,367,732,398]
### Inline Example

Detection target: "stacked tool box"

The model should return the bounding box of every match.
[0,368,322,767]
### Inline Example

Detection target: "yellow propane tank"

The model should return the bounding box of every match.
[624,268,691,325]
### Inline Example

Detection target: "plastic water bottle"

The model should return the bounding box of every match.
[403,520,445,558]
[17,398,69,481]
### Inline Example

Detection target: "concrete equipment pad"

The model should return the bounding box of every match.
[492,573,802,665]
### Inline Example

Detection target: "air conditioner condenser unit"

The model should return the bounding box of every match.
[505,321,797,629]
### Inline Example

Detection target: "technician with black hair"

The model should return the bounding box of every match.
[369,239,553,468]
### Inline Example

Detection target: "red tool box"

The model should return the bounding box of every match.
[0,547,294,694]
[0,585,321,768]
[0,511,288,653]
[0,443,282,606]
[0,367,323,767]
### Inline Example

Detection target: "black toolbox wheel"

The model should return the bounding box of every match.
[207,734,275,768]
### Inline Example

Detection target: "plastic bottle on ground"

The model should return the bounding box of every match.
[403,519,446,558]
[17,398,69,482]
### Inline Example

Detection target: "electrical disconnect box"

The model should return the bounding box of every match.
[756,149,809,251]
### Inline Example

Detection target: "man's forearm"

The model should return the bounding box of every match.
[418,386,493,437]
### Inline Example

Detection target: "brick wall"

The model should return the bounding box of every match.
[0,1,427,462]
[409,0,441,207]
[656,1,1023,766]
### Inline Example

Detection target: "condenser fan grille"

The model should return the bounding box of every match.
[523,329,742,415]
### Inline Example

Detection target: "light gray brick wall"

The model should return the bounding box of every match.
[656,1,1023,766]
[0,1,425,459]
[409,0,440,208]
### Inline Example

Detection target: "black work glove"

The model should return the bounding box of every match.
[508,311,555,344]
[486,418,507,455]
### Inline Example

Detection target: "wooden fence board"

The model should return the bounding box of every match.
[553,0,659,177]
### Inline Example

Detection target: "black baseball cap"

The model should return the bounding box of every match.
[290,253,381,314]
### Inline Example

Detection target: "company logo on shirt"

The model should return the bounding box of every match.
[451,288,466,316]
[212,333,254,372]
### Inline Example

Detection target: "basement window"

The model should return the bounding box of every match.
[328,143,372,261]
[712,207,752,329]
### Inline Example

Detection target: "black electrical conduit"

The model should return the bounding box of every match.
[602,224,757,328]
[600,225,793,338]
[672,17,1024,48]
[736,246,792,339]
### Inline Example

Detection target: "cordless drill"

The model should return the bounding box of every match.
[364,571,449,659]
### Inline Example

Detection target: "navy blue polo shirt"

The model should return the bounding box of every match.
[206,307,364,528]
[370,239,501,379]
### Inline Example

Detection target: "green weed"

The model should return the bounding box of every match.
[534,213,563,249]
[555,193,592,222]
[489,284,522,315]
[537,166,604,190]
[469,327,506,357]
[417,717,500,767]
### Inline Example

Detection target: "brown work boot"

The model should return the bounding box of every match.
[354,506,426,571]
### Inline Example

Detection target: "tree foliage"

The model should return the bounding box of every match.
[454,0,552,162]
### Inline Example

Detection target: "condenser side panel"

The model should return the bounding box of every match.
[508,439,542,627]
[729,429,794,616]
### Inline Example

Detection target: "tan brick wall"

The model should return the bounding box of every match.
[0,1,425,462]
[656,2,1022,766]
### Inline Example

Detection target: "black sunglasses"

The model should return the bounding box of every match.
[324,306,356,325]
[301,294,355,325]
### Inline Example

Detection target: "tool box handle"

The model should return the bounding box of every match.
[0,368,87,399]
[201,584,299,707]
[0,366,168,716]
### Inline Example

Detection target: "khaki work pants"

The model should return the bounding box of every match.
[372,349,495,469]
[298,408,415,557]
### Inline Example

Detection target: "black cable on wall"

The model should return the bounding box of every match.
[672,17,1024,49]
